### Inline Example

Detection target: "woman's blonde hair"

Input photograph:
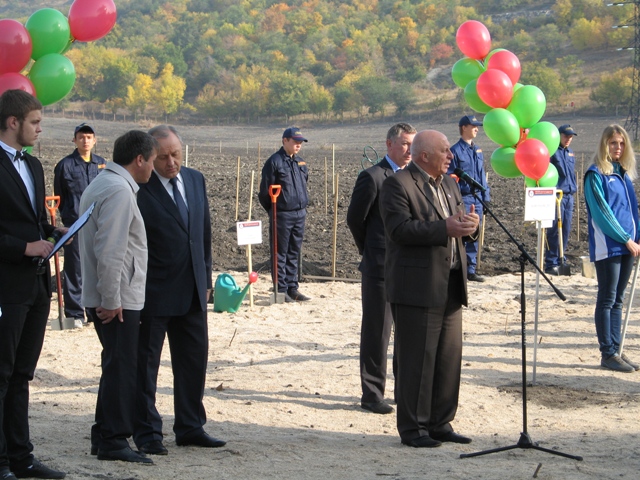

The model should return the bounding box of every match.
[593,124,636,180]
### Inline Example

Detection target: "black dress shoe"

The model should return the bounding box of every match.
[0,467,16,480]
[13,459,66,479]
[176,432,226,448]
[431,431,472,444]
[139,440,168,455]
[544,266,560,275]
[401,435,442,448]
[288,289,311,301]
[467,273,485,282]
[361,401,394,414]
[97,446,153,464]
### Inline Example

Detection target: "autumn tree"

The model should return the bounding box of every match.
[590,67,633,112]
[126,74,154,120]
[155,63,187,119]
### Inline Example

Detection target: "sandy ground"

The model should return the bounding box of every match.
[30,267,640,480]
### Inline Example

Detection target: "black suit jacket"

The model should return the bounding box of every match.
[380,162,472,308]
[137,168,212,316]
[0,148,54,304]
[347,157,394,278]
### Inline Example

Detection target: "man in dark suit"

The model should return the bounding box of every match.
[134,125,226,455]
[0,90,66,479]
[380,130,479,448]
[347,123,416,415]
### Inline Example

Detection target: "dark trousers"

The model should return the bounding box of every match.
[594,254,634,358]
[392,270,463,442]
[88,308,140,452]
[545,194,574,269]
[360,274,395,404]
[0,275,49,471]
[134,307,209,446]
[462,195,483,274]
[269,209,305,292]
[61,236,84,319]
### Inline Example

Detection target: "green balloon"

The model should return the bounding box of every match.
[513,82,523,92]
[452,57,485,89]
[507,85,546,129]
[25,8,71,61]
[527,121,560,157]
[524,163,559,188]
[29,53,76,106]
[491,146,521,178]
[464,79,492,114]
[484,108,521,147]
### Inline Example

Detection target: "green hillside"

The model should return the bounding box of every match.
[0,0,634,122]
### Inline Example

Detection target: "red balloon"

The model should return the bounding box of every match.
[249,271,258,284]
[0,73,36,96]
[514,138,550,181]
[456,21,492,60]
[0,20,33,75]
[486,49,521,85]
[68,0,117,42]
[476,69,513,109]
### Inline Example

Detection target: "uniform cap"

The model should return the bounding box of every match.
[283,127,308,142]
[74,123,95,135]
[558,124,577,136]
[459,115,483,127]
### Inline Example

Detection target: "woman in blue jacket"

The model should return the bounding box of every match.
[584,124,640,372]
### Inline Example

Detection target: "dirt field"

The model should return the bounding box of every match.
[36,113,628,280]
[25,114,640,480]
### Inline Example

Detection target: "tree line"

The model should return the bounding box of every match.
[6,0,634,121]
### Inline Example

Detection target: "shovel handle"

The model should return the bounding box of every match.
[269,184,281,203]
[45,195,60,226]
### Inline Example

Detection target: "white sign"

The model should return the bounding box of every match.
[236,220,263,246]
[524,188,556,224]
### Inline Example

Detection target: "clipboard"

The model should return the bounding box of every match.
[45,202,95,261]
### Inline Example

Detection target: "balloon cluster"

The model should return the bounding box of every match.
[0,0,117,106]
[452,21,559,187]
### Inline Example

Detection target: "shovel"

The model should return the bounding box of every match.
[556,191,571,276]
[269,185,285,304]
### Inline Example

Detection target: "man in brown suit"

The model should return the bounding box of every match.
[380,130,479,448]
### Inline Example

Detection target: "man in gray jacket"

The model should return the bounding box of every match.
[79,130,157,464]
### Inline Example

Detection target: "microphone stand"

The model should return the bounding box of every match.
[460,188,582,462]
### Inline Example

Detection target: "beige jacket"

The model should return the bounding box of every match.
[79,162,147,311]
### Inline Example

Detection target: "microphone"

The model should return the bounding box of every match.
[454,168,486,192]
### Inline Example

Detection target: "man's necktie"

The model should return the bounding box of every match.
[169,177,189,227]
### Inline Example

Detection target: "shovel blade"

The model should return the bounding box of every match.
[558,264,571,276]
[270,292,285,305]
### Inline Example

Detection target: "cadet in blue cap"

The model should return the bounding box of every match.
[545,124,577,274]
[448,115,490,282]
[53,123,106,325]
[259,127,311,302]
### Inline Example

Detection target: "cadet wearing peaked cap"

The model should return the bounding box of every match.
[545,124,578,274]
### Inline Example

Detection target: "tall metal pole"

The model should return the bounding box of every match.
[625,2,640,140]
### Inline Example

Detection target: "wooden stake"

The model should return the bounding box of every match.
[332,144,336,195]
[324,157,328,216]
[247,170,256,307]
[185,144,189,167]
[332,173,339,278]
[257,143,261,171]
[235,156,241,221]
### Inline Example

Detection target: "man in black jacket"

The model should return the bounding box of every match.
[259,127,310,303]
[347,123,416,415]
[0,89,66,479]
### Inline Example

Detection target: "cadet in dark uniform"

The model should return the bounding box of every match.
[53,123,106,325]
[545,124,578,274]
[448,115,490,282]
[259,127,310,302]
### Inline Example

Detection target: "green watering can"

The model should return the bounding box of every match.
[213,272,258,313]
